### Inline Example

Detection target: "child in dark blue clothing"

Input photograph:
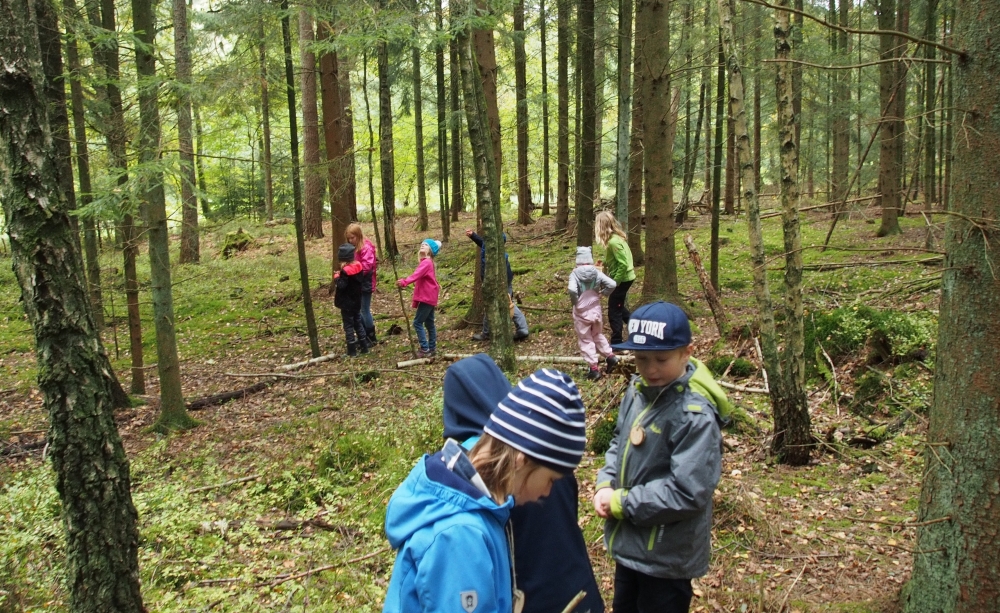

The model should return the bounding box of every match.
[334,243,371,357]
[440,354,604,613]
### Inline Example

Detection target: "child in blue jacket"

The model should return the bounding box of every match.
[383,368,588,613]
[439,354,604,613]
[593,302,729,613]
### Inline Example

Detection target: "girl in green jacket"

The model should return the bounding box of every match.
[595,210,636,345]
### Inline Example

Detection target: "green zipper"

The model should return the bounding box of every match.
[608,392,654,557]
[647,526,658,550]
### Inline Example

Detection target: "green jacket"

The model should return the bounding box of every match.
[604,235,636,283]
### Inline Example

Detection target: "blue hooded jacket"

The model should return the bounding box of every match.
[383,445,514,613]
[440,354,605,613]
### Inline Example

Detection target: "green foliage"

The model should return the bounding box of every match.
[706,356,755,378]
[850,370,887,417]
[589,407,618,456]
[804,306,936,373]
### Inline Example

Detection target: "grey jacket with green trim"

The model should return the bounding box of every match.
[596,360,725,579]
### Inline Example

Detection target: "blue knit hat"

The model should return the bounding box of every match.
[422,238,441,256]
[442,354,511,443]
[484,369,586,472]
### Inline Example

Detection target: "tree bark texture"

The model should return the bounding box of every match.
[711,34,724,287]
[555,0,570,230]
[472,9,502,191]
[904,0,1000,607]
[175,0,199,263]
[63,0,104,329]
[457,25,515,372]
[319,36,351,267]
[0,6,143,606]
[514,0,533,225]
[259,25,275,221]
[436,0,450,239]
[637,0,679,302]
[576,0,596,246]
[876,0,901,236]
[771,0,810,465]
[193,104,210,218]
[413,34,429,232]
[540,0,551,216]
[449,35,464,220]
[362,50,384,257]
[627,47,645,265]
[299,12,325,240]
[830,0,851,217]
[132,0,191,429]
[281,0,321,358]
[377,30,399,259]
[921,0,937,248]
[338,56,358,221]
[615,0,633,224]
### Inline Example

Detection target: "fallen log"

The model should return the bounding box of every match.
[397,354,636,369]
[186,381,271,411]
[683,235,730,337]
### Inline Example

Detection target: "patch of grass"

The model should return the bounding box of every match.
[706,356,756,378]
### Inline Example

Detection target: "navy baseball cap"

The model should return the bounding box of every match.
[611,301,692,351]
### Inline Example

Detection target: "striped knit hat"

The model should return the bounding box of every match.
[484,369,587,472]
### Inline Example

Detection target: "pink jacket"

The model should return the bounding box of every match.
[357,239,378,292]
[399,257,439,307]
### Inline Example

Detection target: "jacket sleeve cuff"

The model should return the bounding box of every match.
[611,489,627,519]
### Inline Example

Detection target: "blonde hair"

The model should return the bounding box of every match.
[469,434,538,504]
[595,211,627,247]
[345,223,366,246]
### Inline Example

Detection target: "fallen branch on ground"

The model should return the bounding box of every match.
[717,380,769,394]
[188,475,261,494]
[186,382,271,411]
[255,547,391,588]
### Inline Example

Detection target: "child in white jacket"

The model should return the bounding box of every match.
[569,246,619,380]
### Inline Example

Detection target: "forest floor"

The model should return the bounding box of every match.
[1,199,942,612]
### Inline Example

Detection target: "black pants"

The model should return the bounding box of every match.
[340,308,365,345]
[612,564,692,613]
[608,280,633,345]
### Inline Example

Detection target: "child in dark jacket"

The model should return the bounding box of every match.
[440,354,605,613]
[334,243,371,357]
[465,229,530,342]
[593,301,729,613]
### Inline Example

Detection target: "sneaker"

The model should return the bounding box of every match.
[585,366,602,381]
[605,355,620,373]
[472,332,490,342]
[512,330,529,342]
[417,348,434,358]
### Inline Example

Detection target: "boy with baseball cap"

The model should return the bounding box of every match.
[593,301,730,613]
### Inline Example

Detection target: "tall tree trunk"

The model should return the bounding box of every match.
[719,0,808,466]
[300,11,325,239]
[922,0,937,248]
[791,0,803,156]
[904,1,1000,606]
[576,0,596,246]
[711,33,725,229]
[541,0,552,216]
[831,0,851,217]
[555,0,571,230]
[615,0,634,224]
[281,0,322,357]
[771,0,810,464]
[473,8,502,190]
[436,0,450,238]
[637,0,679,302]
[362,50,384,257]
[338,56,358,221]
[627,44,645,265]
[450,35,465,220]
[0,6,143,607]
[894,0,909,211]
[515,0,533,224]
[132,0,192,429]
[592,1,609,205]
[876,0,902,236]
[83,9,133,395]
[63,0,104,329]
[259,25,275,221]
[377,21,399,258]
[677,79,706,226]
[413,25,429,232]
[941,15,952,212]
[457,21,515,372]
[175,0,199,263]
[319,30,351,266]
[193,103,210,218]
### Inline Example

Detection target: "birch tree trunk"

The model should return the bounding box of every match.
[905,0,1000,606]
[0,4,143,605]
[132,0,192,430]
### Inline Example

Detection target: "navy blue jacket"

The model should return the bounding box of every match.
[469,232,514,287]
[442,354,605,613]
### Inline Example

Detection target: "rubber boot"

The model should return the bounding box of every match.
[346,341,358,358]
[367,330,378,346]
[359,337,372,354]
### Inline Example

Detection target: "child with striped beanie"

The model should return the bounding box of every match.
[383,368,589,613]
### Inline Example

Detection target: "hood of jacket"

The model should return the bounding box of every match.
[384,453,512,549]
[572,264,601,287]
[442,354,511,442]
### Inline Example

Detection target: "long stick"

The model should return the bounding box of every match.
[389,255,418,358]
[559,591,587,613]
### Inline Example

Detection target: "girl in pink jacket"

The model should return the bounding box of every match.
[568,246,619,380]
[346,223,378,345]
[397,239,441,357]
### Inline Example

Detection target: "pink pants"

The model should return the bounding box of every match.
[574,312,613,366]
